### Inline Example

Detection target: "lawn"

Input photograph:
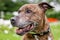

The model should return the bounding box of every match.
[50,22,60,40]
[0,22,60,40]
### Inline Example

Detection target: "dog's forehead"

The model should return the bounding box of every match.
[18,4,43,14]
[19,4,38,10]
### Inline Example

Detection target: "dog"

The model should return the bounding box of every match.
[11,2,53,40]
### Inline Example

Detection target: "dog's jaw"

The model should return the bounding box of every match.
[16,23,34,35]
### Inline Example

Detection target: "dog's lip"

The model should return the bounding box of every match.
[16,23,34,35]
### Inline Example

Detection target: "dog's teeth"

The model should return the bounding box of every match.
[30,25,34,30]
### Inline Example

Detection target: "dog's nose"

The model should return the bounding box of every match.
[10,18,16,24]
[11,18,15,22]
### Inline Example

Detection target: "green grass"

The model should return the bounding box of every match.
[50,22,60,40]
[0,22,60,40]
[0,25,22,40]
[0,32,21,40]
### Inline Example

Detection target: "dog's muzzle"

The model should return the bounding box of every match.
[11,18,38,35]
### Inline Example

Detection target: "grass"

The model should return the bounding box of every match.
[0,22,60,40]
[0,25,22,40]
[50,22,60,40]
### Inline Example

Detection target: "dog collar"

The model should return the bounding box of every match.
[29,27,50,36]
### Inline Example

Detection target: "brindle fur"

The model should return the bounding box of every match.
[11,2,53,40]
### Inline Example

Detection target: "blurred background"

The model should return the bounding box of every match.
[0,0,60,40]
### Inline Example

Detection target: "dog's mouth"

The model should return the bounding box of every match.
[16,23,34,35]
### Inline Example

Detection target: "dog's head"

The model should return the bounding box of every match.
[11,2,53,35]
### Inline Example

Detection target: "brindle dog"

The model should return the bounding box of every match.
[11,2,53,40]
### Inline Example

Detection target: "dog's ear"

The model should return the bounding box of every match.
[38,2,53,11]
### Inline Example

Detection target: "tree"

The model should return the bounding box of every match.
[0,0,28,12]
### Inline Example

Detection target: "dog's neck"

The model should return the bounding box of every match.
[29,27,50,40]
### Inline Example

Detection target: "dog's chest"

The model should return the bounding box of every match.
[48,36,52,40]
[34,35,39,40]
[34,35,52,40]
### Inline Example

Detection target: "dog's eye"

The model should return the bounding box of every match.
[18,10,21,13]
[26,10,32,13]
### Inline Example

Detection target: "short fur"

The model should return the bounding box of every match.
[11,2,53,40]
